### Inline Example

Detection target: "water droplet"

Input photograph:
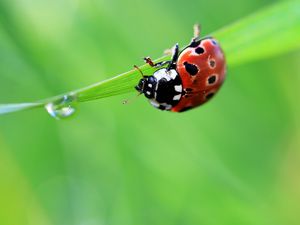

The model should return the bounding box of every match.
[45,94,77,119]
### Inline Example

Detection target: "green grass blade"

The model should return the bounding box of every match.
[0,103,44,114]
[0,0,299,115]
[213,0,300,66]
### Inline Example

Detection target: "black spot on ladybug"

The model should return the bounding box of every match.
[195,47,204,54]
[189,40,201,47]
[208,75,216,84]
[209,60,216,68]
[206,92,215,100]
[183,62,198,76]
[179,106,193,112]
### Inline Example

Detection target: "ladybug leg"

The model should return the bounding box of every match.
[166,43,179,71]
[144,57,170,68]
[189,24,201,47]
[144,43,179,70]
[163,48,173,55]
[193,24,201,39]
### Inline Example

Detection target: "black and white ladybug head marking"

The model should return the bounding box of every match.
[135,68,183,110]
[135,76,156,99]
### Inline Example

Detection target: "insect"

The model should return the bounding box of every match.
[135,25,226,112]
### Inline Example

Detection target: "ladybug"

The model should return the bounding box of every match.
[135,25,226,112]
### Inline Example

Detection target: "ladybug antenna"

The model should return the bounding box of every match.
[134,65,145,78]
[122,93,142,105]
[134,65,147,91]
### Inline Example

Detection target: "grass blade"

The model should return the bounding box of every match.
[0,103,43,115]
[213,0,300,66]
[0,1,299,115]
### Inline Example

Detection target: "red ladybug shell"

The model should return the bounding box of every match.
[171,38,226,112]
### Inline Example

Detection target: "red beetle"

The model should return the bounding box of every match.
[135,25,226,112]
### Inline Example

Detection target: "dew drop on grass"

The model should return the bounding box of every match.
[45,94,77,119]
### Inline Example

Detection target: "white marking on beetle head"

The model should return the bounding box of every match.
[153,68,171,81]
[153,68,179,82]
[146,91,151,95]
[167,69,178,80]
[150,99,160,108]
[148,83,153,88]
[150,100,172,110]
[174,85,182,92]
[173,94,181,101]
[164,104,172,110]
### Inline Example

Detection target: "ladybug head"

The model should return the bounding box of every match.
[135,78,145,93]
[135,76,157,99]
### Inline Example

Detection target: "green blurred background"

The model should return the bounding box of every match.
[0,0,300,225]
